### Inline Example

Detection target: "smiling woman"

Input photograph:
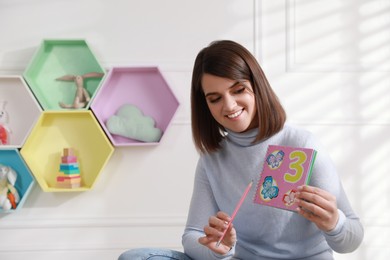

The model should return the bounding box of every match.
[118,40,364,260]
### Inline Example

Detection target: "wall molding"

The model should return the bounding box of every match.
[0,243,183,253]
[285,0,390,72]
[0,215,187,255]
[0,215,187,230]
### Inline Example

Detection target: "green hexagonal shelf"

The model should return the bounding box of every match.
[0,76,42,148]
[0,148,35,213]
[23,39,105,111]
[20,110,114,192]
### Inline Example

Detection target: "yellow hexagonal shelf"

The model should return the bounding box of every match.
[20,110,114,192]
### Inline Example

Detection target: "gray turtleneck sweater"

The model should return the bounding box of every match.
[182,124,364,260]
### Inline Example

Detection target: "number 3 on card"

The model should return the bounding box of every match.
[284,150,307,183]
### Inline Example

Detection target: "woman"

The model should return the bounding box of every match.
[119,40,364,260]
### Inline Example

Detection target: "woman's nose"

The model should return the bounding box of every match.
[223,95,237,110]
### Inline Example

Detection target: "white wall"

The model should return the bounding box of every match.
[0,0,388,259]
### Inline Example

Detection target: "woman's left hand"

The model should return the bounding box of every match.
[295,185,339,232]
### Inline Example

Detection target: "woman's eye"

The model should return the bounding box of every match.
[234,87,246,94]
[208,97,221,103]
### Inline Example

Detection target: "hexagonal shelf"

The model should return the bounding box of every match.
[23,39,105,111]
[0,76,42,148]
[20,110,114,192]
[91,66,179,146]
[0,149,35,213]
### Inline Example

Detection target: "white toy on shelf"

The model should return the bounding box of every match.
[0,164,20,210]
[0,100,11,145]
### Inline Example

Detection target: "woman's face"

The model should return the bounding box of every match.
[201,73,258,133]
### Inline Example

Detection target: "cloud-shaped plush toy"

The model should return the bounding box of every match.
[106,104,162,142]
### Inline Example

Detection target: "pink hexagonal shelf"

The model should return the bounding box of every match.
[23,39,105,111]
[0,148,35,213]
[0,76,42,148]
[91,67,179,146]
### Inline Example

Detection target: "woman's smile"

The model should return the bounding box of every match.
[227,109,243,119]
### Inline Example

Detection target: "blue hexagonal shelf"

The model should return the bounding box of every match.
[0,149,35,213]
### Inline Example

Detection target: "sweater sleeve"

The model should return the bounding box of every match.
[306,134,364,253]
[322,196,364,253]
[182,159,234,260]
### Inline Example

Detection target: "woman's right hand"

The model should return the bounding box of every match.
[198,211,237,255]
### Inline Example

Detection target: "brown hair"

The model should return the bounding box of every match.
[191,40,286,153]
